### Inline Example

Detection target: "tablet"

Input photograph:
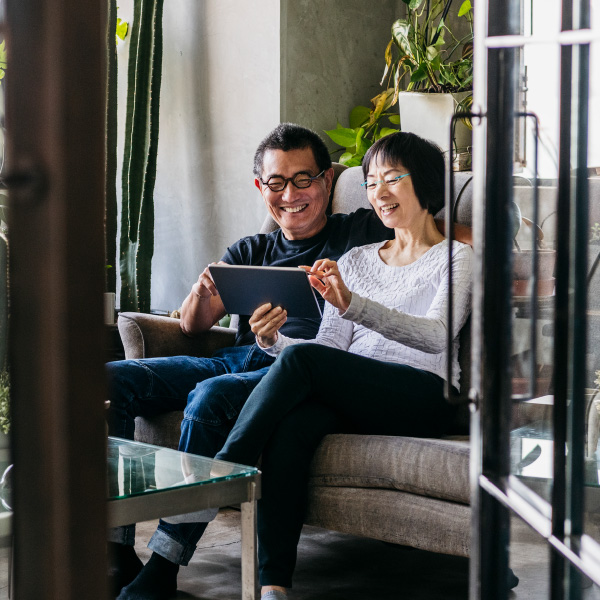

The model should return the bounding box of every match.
[208,264,323,319]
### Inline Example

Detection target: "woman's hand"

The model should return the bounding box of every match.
[299,259,352,312]
[250,303,287,348]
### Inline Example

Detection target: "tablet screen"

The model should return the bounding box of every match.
[208,265,323,319]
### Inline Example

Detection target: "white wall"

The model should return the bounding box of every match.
[117,0,280,312]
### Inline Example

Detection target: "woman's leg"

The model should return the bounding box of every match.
[216,343,454,468]
[216,344,456,591]
[257,402,346,588]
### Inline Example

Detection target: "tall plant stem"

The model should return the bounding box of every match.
[105,0,118,294]
[120,0,165,313]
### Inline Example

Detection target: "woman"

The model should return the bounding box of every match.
[214,131,473,599]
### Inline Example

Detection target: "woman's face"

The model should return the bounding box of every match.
[365,158,427,229]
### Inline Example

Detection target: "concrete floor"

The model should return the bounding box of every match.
[0,509,598,599]
[129,510,600,599]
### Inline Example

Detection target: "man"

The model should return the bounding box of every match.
[110,123,466,599]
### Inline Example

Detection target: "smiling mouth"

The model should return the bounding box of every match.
[281,204,308,213]
[380,203,399,215]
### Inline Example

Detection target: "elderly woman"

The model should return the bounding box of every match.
[215,131,473,599]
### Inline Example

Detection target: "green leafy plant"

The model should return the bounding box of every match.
[116,17,129,42]
[0,371,9,435]
[0,41,6,84]
[324,89,400,166]
[382,0,474,99]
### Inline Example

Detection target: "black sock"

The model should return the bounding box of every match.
[507,567,519,590]
[117,552,179,600]
[108,542,143,597]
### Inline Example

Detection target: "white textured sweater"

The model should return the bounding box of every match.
[261,240,473,390]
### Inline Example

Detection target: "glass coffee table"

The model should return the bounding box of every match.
[107,437,261,600]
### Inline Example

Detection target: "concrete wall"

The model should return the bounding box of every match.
[281,0,401,152]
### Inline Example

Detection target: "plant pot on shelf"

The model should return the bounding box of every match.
[397,91,472,169]
[512,249,557,297]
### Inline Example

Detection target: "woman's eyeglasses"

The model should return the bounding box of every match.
[361,173,411,190]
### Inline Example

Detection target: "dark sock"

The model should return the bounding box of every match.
[507,567,519,590]
[117,552,179,600]
[108,542,143,597]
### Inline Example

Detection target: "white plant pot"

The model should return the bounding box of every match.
[398,91,472,164]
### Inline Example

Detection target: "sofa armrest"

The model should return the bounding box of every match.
[117,312,236,360]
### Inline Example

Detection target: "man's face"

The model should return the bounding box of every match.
[255,148,333,240]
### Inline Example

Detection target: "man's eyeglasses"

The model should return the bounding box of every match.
[361,172,411,190]
[260,170,325,192]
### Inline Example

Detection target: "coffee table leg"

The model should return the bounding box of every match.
[241,482,258,600]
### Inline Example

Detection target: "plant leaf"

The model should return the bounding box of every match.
[116,18,129,41]
[324,127,359,148]
[391,19,413,58]
[349,105,371,129]
[378,127,397,139]
[410,63,429,83]
[388,114,400,125]
[339,152,362,167]
[458,0,472,17]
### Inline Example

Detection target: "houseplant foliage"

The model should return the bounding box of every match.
[383,0,474,100]
[119,0,165,313]
[324,0,473,165]
[324,89,400,167]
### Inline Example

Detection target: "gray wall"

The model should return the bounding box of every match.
[281,0,401,152]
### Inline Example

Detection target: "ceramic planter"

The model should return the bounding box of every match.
[397,91,472,168]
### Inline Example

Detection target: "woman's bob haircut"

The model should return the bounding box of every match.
[361,132,445,216]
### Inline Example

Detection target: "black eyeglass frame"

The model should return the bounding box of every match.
[259,169,326,192]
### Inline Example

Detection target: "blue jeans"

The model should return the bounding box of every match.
[215,344,457,587]
[106,344,274,549]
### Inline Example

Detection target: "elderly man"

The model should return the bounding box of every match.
[109,123,467,600]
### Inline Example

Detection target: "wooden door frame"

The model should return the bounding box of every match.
[6,0,108,596]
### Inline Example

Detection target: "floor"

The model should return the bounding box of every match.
[0,509,598,599]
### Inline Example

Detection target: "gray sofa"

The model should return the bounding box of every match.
[118,166,477,558]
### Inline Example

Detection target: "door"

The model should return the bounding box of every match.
[471,1,600,599]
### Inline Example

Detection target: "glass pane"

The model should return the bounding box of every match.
[509,512,551,596]
[107,437,258,500]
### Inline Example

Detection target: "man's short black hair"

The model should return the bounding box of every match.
[254,123,332,178]
[362,132,445,215]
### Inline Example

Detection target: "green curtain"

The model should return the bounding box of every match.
[119,0,165,313]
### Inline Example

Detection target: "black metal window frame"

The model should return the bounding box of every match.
[470,1,600,598]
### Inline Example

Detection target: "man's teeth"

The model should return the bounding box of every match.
[381,204,399,214]
[282,204,308,213]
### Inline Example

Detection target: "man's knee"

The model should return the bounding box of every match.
[183,375,249,427]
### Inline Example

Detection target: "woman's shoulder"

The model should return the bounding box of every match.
[339,241,385,264]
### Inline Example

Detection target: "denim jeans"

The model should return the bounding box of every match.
[106,344,274,549]
[215,343,456,587]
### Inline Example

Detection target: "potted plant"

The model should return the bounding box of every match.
[382,0,474,165]
[323,89,400,167]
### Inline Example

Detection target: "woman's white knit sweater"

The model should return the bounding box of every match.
[260,239,473,390]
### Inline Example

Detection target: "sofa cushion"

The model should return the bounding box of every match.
[308,433,470,505]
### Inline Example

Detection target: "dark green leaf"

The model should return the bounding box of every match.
[324,127,359,148]
[349,105,371,128]
[410,63,428,82]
